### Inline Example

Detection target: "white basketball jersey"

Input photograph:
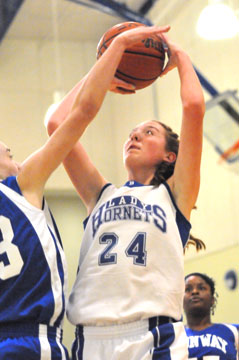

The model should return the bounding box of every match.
[67,181,191,326]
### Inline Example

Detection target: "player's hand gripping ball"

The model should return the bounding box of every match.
[96,22,165,90]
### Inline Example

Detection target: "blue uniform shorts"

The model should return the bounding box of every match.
[0,323,69,360]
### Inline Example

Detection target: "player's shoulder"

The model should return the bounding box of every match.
[223,323,239,331]
[0,176,22,198]
[96,182,117,202]
[0,176,19,191]
[223,323,239,337]
[185,323,237,334]
[212,323,239,341]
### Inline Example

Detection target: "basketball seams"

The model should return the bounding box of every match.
[97,32,126,58]
[115,70,158,82]
[124,50,164,61]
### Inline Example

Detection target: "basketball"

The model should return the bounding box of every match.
[96,21,165,90]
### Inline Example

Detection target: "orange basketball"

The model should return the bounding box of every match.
[96,21,165,90]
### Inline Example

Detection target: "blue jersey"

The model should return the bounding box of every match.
[0,176,68,327]
[185,323,239,359]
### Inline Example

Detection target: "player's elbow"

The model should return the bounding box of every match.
[73,98,100,126]
[183,97,205,121]
[47,117,57,136]
[78,97,101,122]
[46,106,68,136]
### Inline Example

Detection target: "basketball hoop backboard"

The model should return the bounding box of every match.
[204,90,239,174]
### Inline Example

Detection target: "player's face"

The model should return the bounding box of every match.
[123,121,175,173]
[0,142,21,180]
[183,275,214,318]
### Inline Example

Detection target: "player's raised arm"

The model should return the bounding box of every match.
[161,35,205,220]
[47,25,171,213]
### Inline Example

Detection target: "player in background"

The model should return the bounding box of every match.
[0,23,143,359]
[184,272,239,359]
[47,25,205,360]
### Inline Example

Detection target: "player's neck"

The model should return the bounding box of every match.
[187,315,212,331]
[127,168,154,185]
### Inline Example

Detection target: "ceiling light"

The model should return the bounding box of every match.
[197,1,239,40]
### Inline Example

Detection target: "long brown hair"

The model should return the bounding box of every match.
[150,121,179,186]
[149,121,205,252]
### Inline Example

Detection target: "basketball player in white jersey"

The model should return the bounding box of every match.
[184,272,239,359]
[0,24,151,359]
[47,25,205,359]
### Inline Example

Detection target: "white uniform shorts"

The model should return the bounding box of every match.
[71,316,188,360]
